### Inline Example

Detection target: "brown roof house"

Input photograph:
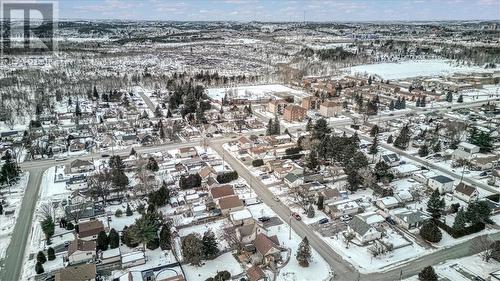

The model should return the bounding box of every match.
[251,233,282,266]
[218,195,244,215]
[68,159,95,174]
[454,183,479,203]
[246,265,266,281]
[55,264,96,281]
[209,185,235,203]
[77,220,105,241]
[178,147,198,158]
[236,220,267,245]
[67,239,96,265]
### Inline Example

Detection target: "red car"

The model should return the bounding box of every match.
[292,212,301,221]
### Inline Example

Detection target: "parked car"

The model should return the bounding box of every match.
[273,196,280,202]
[258,216,270,222]
[318,218,329,224]
[340,215,352,222]
[386,217,396,225]
[292,212,301,221]
[101,154,110,158]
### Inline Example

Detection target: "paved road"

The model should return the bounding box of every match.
[1,168,44,281]
[137,89,157,113]
[210,140,359,281]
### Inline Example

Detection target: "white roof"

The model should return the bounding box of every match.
[192,205,206,212]
[378,196,399,206]
[102,247,120,259]
[121,251,145,263]
[392,163,420,174]
[358,212,385,225]
[230,208,253,221]
[458,142,479,150]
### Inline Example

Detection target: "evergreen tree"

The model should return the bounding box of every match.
[37,251,47,264]
[0,151,20,186]
[394,124,411,150]
[47,247,56,261]
[418,143,429,157]
[306,118,313,131]
[419,221,442,243]
[433,141,441,153]
[166,108,173,118]
[0,203,3,215]
[182,233,204,265]
[146,157,159,172]
[307,205,315,218]
[155,105,163,117]
[108,228,120,249]
[273,115,281,135]
[296,237,312,267]
[453,208,468,232]
[93,85,99,100]
[457,95,463,103]
[126,204,133,216]
[195,106,206,124]
[266,119,274,135]
[41,217,55,241]
[317,194,324,210]
[312,118,330,140]
[389,100,395,110]
[387,134,393,144]
[130,148,136,156]
[97,230,109,251]
[35,262,44,274]
[427,189,445,218]
[446,92,453,102]
[130,212,162,251]
[418,266,438,281]
[202,230,219,259]
[370,125,379,137]
[306,150,319,172]
[466,201,491,224]
[369,135,378,155]
[159,224,172,250]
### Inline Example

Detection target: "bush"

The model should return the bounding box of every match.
[115,209,123,217]
[66,222,74,230]
[450,203,460,213]
[418,266,438,281]
[35,262,44,274]
[179,174,202,189]
[217,171,238,184]
[252,159,264,167]
[36,251,47,264]
[281,153,303,160]
[47,247,56,261]
[419,221,442,243]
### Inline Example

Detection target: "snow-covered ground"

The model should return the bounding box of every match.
[404,253,500,281]
[0,172,29,268]
[346,59,496,80]
[207,84,311,101]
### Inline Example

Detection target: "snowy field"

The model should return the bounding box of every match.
[207,84,311,101]
[346,59,495,80]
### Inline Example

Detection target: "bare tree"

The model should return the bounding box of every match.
[473,236,494,262]
[39,202,54,220]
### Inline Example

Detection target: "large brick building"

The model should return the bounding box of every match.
[283,105,307,122]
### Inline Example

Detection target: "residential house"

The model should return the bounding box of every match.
[209,184,235,203]
[376,196,400,210]
[236,220,268,245]
[347,215,382,244]
[325,199,361,218]
[219,195,245,215]
[121,133,137,145]
[100,248,121,265]
[381,153,401,167]
[69,159,95,174]
[391,164,420,178]
[319,100,342,117]
[283,173,303,188]
[121,251,146,268]
[252,233,281,265]
[238,136,254,150]
[54,264,96,281]
[283,105,307,122]
[393,208,429,230]
[454,182,479,203]
[248,147,268,159]
[77,220,105,241]
[67,239,96,265]
[394,190,414,204]
[66,175,88,191]
[452,142,480,160]
[246,265,266,281]
[428,175,454,193]
[230,208,253,225]
[178,147,198,158]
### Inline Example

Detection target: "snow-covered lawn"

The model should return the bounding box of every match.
[183,252,244,281]
[346,59,495,80]
[207,84,310,101]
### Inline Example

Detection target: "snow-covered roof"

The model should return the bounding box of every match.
[230,208,253,221]
[121,251,145,263]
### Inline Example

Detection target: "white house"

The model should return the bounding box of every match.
[376,196,400,210]
[454,182,479,203]
[381,153,401,167]
[347,215,382,244]
[325,199,361,218]
[428,175,455,193]
[392,208,430,230]
[283,173,303,188]
[178,147,198,158]
[452,142,480,160]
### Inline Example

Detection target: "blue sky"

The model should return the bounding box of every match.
[59,0,500,21]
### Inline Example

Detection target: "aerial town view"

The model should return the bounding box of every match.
[0,0,499,281]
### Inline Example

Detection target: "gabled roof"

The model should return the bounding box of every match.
[246,265,266,281]
[78,220,105,238]
[68,239,96,256]
[455,182,477,196]
[70,159,93,168]
[253,233,280,256]
[55,264,96,281]
[394,209,429,225]
[284,173,299,183]
[210,185,235,199]
[348,215,373,236]
[218,195,244,210]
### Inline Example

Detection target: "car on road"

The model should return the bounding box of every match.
[55,157,68,161]
[101,154,110,158]
[64,241,70,247]
[258,216,270,222]
[340,215,352,222]
[292,212,301,220]
[273,196,280,202]
[386,217,396,225]
[318,218,329,224]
